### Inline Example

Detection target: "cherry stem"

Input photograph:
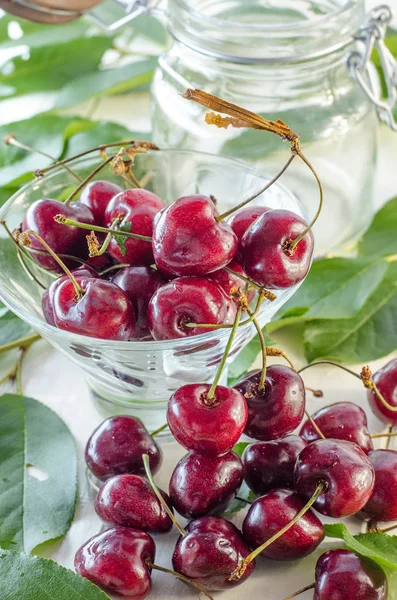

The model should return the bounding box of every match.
[305,410,326,440]
[0,333,41,356]
[236,495,253,505]
[0,364,17,386]
[186,290,264,331]
[150,423,168,437]
[283,583,316,600]
[85,467,101,493]
[142,454,187,537]
[17,249,47,290]
[306,387,323,398]
[54,215,153,243]
[386,425,395,450]
[216,154,295,222]
[376,523,397,534]
[247,308,267,389]
[89,217,122,257]
[18,230,84,300]
[371,431,397,439]
[229,482,325,581]
[15,347,26,395]
[206,304,243,401]
[148,562,214,600]
[4,133,82,182]
[266,348,296,371]
[224,267,277,300]
[99,263,130,276]
[64,155,114,205]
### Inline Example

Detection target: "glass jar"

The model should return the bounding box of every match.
[151,0,394,255]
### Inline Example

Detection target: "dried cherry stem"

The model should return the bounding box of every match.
[229,482,325,581]
[64,155,114,205]
[0,333,40,356]
[54,215,152,243]
[150,423,168,437]
[142,454,186,537]
[250,314,267,390]
[266,347,296,371]
[299,361,397,414]
[283,583,316,600]
[147,562,214,600]
[306,387,323,398]
[4,133,82,182]
[88,217,122,257]
[305,410,326,440]
[18,230,84,301]
[224,266,277,300]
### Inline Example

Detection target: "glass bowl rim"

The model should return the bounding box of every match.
[0,147,303,350]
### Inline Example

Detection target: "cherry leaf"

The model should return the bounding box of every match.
[113,222,133,257]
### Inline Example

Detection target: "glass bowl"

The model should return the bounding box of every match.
[0,149,307,431]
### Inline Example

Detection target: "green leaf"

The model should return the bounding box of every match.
[358,197,397,259]
[0,394,77,553]
[113,221,133,256]
[222,481,255,515]
[232,442,250,457]
[0,311,31,346]
[130,14,168,45]
[227,328,275,385]
[324,523,397,571]
[0,550,111,599]
[303,261,397,363]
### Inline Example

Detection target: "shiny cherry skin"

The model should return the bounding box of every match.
[243,435,307,495]
[242,488,324,560]
[228,206,271,241]
[300,402,373,454]
[23,198,95,271]
[80,180,123,226]
[294,439,375,518]
[240,209,314,288]
[147,277,236,341]
[234,366,306,441]
[314,550,388,600]
[167,384,248,455]
[75,526,155,599]
[52,276,135,339]
[208,259,255,303]
[360,449,397,522]
[105,189,165,265]
[367,359,397,424]
[111,266,166,339]
[173,516,254,590]
[152,195,238,277]
[95,474,173,533]
[169,451,244,519]
[85,416,162,481]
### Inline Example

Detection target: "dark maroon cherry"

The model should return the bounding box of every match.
[243,435,307,495]
[367,359,397,424]
[75,527,155,598]
[52,276,135,339]
[152,195,238,277]
[111,266,166,339]
[234,366,306,441]
[173,516,254,590]
[167,384,248,455]
[147,277,236,340]
[228,206,271,241]
[240,209,314,288]
[242,488,324,560]
[300,402,373,454]
[360,449,397,522]
[314,549,388,600]
[80,180,123,226]
[105,189,165,265]
[169,451,243,519]
[294,439,375,518]
[86,251,113,271]
[85,416,162,481]
[95,474,173,533]
[208,259,255,303]
[23,198,95,271]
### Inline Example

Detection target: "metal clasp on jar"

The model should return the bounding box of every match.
[348,4,397,131]
[88,0,165,32]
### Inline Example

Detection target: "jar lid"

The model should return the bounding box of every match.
[0,0,101,23]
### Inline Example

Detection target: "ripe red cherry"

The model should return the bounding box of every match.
[52,276,135,340]
[75,527,155,599]
[111,266,166,339]
[95,474,173,533]
[167,384,248,455]
[314,550,388,600]
[105,189,165,265]
[240,209,314,288]
[360,449,397,522]
[152,195,238,277]
[85,416,162,481]
[367,359,397,424]
[243,435,307,495]
[234,366,306,441]
[228,206,271,241]
[242,488,324,560]
[147,277,236,341]
[294,439,375,518]
[208,259,255,303]
[23,198,94,271]
[169,451,243,519]
[173,516,254,590]
[300,402,373,454]
[80,180,123,226]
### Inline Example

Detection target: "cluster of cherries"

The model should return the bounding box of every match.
[72,357,397,600]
